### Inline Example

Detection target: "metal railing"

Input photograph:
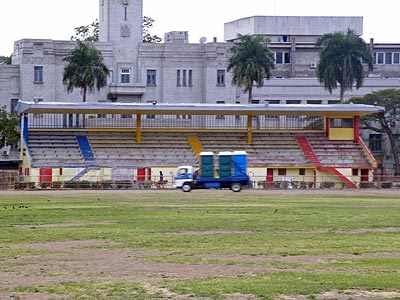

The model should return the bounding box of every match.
[27,114,325,131]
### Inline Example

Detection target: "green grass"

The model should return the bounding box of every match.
[1,190,400,299]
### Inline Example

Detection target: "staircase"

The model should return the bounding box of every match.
[296,136,356,188]
[187,135,203,162]
[76,135,95,163]
[295,136,321,167]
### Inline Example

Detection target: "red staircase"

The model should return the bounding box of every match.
[295,136,321,167]
[296,136,356,189]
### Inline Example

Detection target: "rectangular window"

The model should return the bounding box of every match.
[330,118,354,128]
[278,168,287,176]
[275,52,290,64]
[146,69,157,85]
[188,70,193,86]
[176,70,181,86]
[375,52,384,64]
[34,66,43,82]
[299,168,306,176]
[385,52,392,64]
[121,68,131,83]
[393,53,400,64]
[217,69,225,86]
[182,70,187,86]
[275,52,283,64]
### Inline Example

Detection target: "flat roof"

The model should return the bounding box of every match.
[16,101,384,117]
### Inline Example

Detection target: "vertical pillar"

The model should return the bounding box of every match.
[354,116,360,143]
[325,117,330,138]
[247,114,252,145]
[136,113,141,144]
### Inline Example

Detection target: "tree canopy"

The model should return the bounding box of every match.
[227,34,275,103]
[316,29,373,102]
[63,42,110,103]
[0,106,19,148]
[348,89,400,175]
[0,56,12,65]
[71,17,162,43]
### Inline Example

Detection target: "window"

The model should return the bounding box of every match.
[188,70,193,86]
[34,66,43,83]
[176,70,181,86]
[275,52,291,64]
[375,52,384,64]
[278,169,287,176]
[124,6,128,21]
[279,36,289,42]
[330,118,353,128]
[394,53,400,64]
[182,70,187,86]
[307,100,322,104]
[299,168,306,176]
[217,70,225,86]
[369,134,382,152]
[147,69,156,85]
[121,68,131,83]
[374,52,400,65]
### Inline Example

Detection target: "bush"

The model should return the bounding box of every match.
[100,180,115,189]
[14,182,36,190]
[115,180,132,189]
[360,182,375,189]
[381,182,393,189]
[320,182,336,189]
[63,181,92,189]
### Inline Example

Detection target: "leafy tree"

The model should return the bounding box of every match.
[71,17,162,43]
[316,29,373,102]
[63,41,110,103]
[0,106,19,148]
[0,56,12,65]
[71,20,99,42]
[227,34,274,103]
[142,16,162,43]
[348,89,400,175]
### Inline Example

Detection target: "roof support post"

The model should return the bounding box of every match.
[354,116,360,143]
[247,114,252,145]
[136,114,142,144]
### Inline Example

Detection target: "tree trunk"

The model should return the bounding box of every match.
[339,85,345,103]
[82,86,87,103]
[386,129,400,175]
[248,86,253,104]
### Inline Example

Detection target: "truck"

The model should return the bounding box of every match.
[173,151,250,192]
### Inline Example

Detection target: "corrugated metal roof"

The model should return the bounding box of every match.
[16,101,384,117]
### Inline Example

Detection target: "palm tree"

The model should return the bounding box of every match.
[227,34,275,103]
[316,29,373,102]
[63,41,109,102]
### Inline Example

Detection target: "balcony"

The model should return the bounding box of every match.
[109,83,146,95]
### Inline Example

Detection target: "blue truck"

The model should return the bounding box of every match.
[173,151,250,192]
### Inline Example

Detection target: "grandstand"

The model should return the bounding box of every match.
[15,101,383,189]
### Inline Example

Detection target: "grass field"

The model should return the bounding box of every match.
[1,189,400,300]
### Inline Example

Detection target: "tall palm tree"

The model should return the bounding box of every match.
[316,29,373,102]
[63,41,109,102]
[227,34,275,103]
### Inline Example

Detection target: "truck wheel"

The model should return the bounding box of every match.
[182,183,192,192]
[231,182,241,192]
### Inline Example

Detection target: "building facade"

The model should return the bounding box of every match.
[0,0,400,170]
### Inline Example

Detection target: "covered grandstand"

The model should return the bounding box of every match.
[13,101,383,189]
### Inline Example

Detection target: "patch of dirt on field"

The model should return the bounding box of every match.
[15,221,117,229]
[279,289,400,300]
[2,240,400,300]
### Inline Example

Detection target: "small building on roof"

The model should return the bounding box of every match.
[14,101,383,189]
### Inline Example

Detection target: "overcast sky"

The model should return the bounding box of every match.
[1,0,399,55]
